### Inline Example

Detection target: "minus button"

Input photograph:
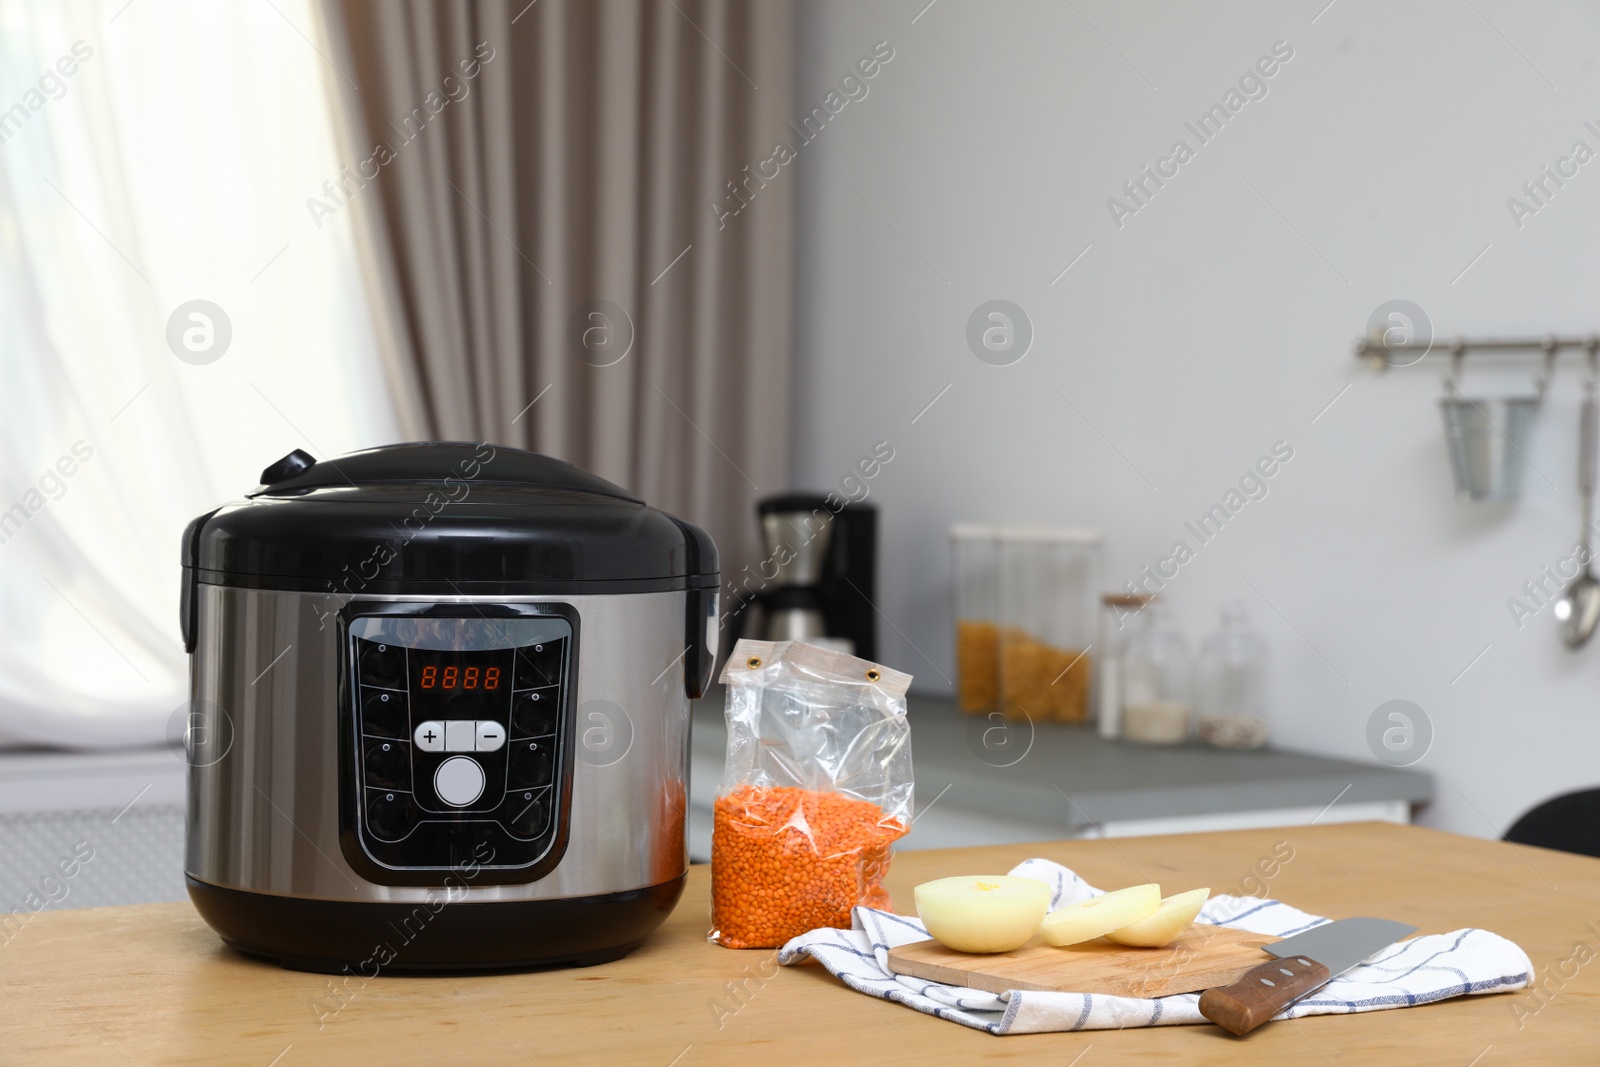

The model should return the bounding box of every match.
[475,720,506,752]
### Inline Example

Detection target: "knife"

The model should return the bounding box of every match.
[1198,917,1418,1035]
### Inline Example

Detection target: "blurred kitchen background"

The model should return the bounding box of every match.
[5,0,1600,907]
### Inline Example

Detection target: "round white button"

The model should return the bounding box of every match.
[434,755,485,807]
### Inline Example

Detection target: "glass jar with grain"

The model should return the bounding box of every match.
[1196,601,1270,749]
[995,527,1100,723]
[951,524,1000,713]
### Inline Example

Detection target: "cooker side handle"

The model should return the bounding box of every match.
[180,509,221,654]
[671,519,720,700]
[684,587,719,700]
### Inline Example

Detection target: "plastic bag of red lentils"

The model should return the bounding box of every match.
[710,639,913,949]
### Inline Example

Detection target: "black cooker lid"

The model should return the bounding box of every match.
[182,443,719,593]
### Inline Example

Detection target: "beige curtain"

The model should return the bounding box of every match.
[315,0,792,579]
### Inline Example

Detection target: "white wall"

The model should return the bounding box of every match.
[789,0,1600,838]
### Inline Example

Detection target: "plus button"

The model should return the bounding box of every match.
[413,721,446,752]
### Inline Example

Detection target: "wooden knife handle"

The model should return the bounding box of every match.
[1198,954,1332,1036]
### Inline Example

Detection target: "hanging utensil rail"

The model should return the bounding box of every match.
[1356,334,1600,370]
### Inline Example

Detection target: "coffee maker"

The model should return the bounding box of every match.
[731,494,877,660]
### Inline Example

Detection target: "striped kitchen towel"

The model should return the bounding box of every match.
[776,857,1532,1035]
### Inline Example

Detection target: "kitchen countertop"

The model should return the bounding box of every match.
[4,823,1590,1065]
[691,693,1433,834]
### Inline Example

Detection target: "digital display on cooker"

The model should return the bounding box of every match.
[408,648,514,720]
[343,610,576,877]
[417,657,503,690]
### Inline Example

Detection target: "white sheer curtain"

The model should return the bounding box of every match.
[0,0,401,748]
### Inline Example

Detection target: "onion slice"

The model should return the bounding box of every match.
[1103,887,1211,948]
[1039,883,1162,947]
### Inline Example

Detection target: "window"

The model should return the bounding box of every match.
[0,0,399,745]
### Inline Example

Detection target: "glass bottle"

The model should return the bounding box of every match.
[1120,599,1191,744]
[1196,601,1269,749]
[1097,593,1155,740]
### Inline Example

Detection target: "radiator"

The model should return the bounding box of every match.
[0,748,187,922]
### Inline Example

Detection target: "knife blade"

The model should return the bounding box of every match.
[1198,917,1417,1036]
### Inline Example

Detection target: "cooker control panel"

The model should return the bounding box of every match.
[343,610,575,878]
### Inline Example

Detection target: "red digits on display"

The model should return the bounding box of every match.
[417,661,500,690]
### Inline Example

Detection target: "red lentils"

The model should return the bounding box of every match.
[710,784,908,949]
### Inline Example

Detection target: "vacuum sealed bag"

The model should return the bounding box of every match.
[710,639,913,949]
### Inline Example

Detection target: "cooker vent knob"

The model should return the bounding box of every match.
[259,448,316,485]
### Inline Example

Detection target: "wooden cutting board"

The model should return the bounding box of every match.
[887,924,1281,998]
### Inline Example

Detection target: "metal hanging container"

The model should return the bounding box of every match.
[1440,342,1551,502]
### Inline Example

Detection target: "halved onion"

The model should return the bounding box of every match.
[1039,883,1161,947]
[914,875,1053,953]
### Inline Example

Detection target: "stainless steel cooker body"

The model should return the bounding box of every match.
[181,443,717,970]
[186,585,692,905]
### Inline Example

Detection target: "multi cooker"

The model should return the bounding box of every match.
[180,442,718,972]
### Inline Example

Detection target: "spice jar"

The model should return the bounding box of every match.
[1196,601,1269,749]
[1121,599,1191,744]
[995,527,1100,722]
[950,524,1000,712]
[1097,593,1155,740]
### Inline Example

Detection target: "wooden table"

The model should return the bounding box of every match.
[3,824,1594,1065]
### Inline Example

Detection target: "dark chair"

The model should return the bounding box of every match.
[1504,788,1600,859]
